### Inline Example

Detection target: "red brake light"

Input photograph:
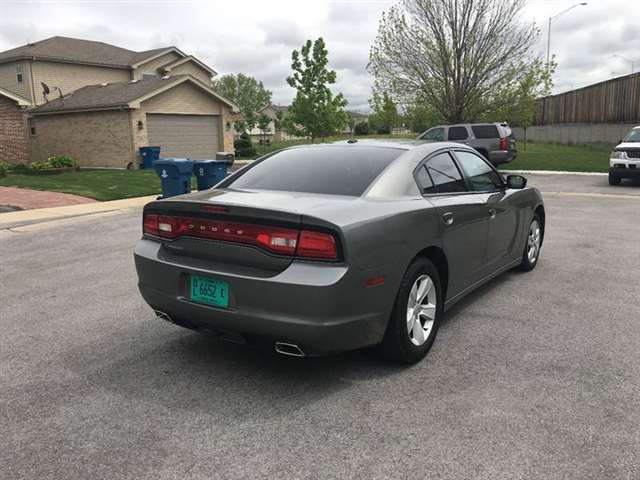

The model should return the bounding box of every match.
[143,213,339,260]
[297,230,337,260]
[143,213,159,236]
[499,137,508,150]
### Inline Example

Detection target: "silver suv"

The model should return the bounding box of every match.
[418,123,517,165]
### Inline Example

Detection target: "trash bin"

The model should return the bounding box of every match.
[193,160,228,191]
[153,158,193,198]
[139,146,161,169]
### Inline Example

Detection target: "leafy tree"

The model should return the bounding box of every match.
[212,73,272,130]
[274,110,285,131]
[286,37,349,141]
[483,58,555,149]
[404,98,441,133]
[368,0,544,123]
[369,88,399,134]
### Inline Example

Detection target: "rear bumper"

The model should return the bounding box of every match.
[134,239,393,354]
[489,150,516,165]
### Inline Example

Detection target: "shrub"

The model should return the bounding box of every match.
[29,155,78,170]
[0,161,8,178]
[11,163,30,174]
[234,132,257,157]
[354,121,370,136]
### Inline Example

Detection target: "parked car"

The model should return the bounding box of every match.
[418,123,517,165]
[134,140,544,364]
[609,126,640,185]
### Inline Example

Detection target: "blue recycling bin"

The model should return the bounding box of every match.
[193,160,228,191]
[139,146,161,169]
[153,158,193,198]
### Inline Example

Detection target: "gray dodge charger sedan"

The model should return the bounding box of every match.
[134,140,545,363]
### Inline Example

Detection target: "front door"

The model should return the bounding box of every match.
[417,151,490,299]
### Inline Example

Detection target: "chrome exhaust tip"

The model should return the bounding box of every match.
[153,309,174,324]
[274,342,306,358]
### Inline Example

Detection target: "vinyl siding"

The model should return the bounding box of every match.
[0,61,33,103]
[30,110,134,167]
[140,82,222,114]
[133,52,182,80]
[30,61,129,105]
[169,61,212,84]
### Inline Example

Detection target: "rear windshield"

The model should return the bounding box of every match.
[471,125,499,138]
[222,146,404,196]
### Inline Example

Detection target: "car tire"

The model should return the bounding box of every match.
[519,213,543,271]
[608,171,621,186]
[379,257,442,364]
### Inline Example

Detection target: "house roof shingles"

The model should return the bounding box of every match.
[31,76,183,113]
[31,75,237,114]
[0,36,171,68]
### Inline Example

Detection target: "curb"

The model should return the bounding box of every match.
[500,169,607,176]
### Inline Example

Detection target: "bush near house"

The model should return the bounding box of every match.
[234,132,257,158]
[0,161,9,178]
[31,155,78,170]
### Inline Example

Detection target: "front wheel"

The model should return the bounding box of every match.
[379,258,442,364]
[608,171,621,186]
[519,214,543,271]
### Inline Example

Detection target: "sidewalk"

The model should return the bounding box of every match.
[0,194,157,229]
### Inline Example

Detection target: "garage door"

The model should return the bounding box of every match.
[147,114,220,159]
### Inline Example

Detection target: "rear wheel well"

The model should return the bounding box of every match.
[415,246,449,302]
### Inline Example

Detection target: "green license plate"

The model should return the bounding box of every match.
[190,275,229,308]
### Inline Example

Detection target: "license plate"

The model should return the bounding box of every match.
[190,275,229,308]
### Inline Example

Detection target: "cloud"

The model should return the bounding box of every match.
[0,0,634,108]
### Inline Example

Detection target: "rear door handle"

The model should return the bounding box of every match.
[442,212,454,226]
[489,208,496,219]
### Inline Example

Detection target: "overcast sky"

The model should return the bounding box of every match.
[0,0,637,111]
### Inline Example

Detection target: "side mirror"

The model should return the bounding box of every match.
[506,174,527,189]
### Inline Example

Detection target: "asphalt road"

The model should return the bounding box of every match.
[2,175,639,479]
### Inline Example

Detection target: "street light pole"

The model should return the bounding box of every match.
[613,54,636,74]
[546,2,588,66]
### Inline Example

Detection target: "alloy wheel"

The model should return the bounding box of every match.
[406,274,437,346]
[527,219,541,264]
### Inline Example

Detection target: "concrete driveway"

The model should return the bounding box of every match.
[1,174,639,479]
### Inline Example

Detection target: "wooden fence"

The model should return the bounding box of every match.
[536,72,640,125]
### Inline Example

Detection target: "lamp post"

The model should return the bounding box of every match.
[546,2,588,66]
[613,54,636,74]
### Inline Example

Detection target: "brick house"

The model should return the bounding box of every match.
[0,36,238,167]
[0,87,30,164]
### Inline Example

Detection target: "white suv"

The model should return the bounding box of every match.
[609,126,640,185]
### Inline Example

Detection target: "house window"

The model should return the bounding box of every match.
[16,64,23,84]
[28,118,36,136]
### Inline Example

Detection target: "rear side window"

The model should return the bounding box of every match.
[471,125,499,138]
[421,128,444,141]
[223,146,403,196]
[426,152,467,193]
[448,126,468,141]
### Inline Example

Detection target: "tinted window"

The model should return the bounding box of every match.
[422,128,444,141]
[455,150,503,192]
[426,152,467,193]
[471,125,499,139]
[415,165,436,194]
[448,126,468,141]
[223,146,403,196]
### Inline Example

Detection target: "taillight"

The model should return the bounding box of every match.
[142,213,339,260]
[297,230,337,260]
[499,137,508,150]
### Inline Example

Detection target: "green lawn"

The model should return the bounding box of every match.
[505,142,613,173]
[0,141,614,202]
[0,169,170,202]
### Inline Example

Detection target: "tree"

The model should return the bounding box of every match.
[369,88,399,134]
[368,0,544,123]
[273,110,285,131]
[286,37,349,141]
[212,73,272,130]
[483,58,555,149]
[404,98,441,133]
[257,113,271,148]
